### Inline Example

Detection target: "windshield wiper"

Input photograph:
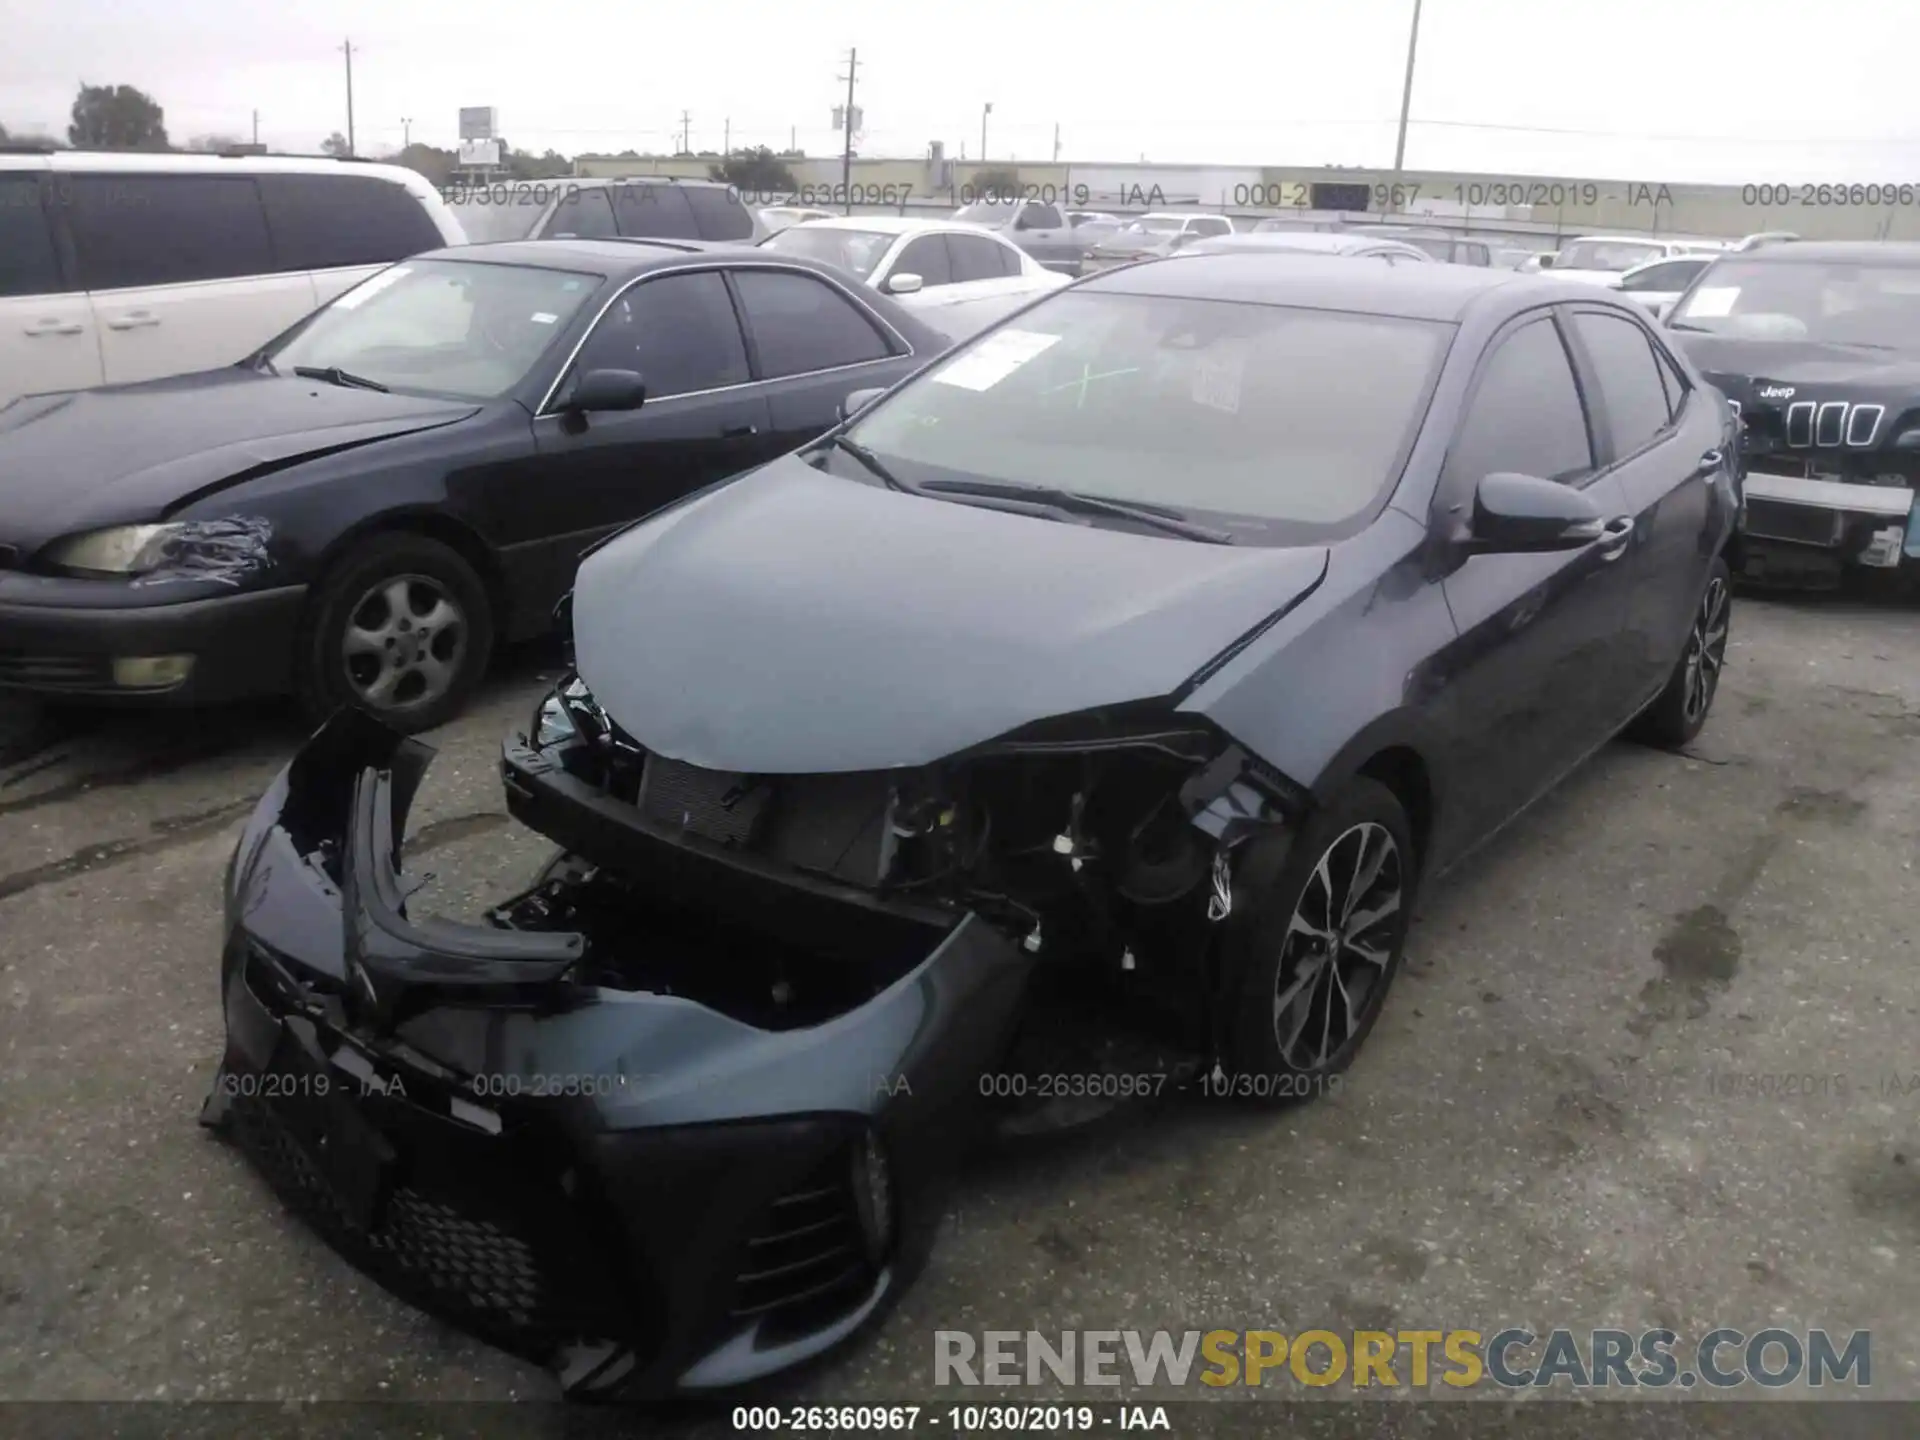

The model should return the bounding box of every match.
[293,365,389,393]
[1665,320,1713,332]
[919,478,1235,543]
[824,434,909,490]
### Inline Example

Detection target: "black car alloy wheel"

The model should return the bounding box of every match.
[343,574,469,711]
[1271,821,1404,1070]
[1682,573,1730,727]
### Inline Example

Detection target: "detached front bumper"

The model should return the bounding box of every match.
[1738,471,1919,574]
[205,708,1031,1399]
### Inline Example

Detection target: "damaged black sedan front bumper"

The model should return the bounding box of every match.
[203,708,1031,1400]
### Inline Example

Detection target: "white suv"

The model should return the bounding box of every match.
[0,148,464,409]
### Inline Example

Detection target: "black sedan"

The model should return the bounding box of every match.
[0,240,946,731]
[205,254,1737,1399]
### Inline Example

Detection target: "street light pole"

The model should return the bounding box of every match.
[341,40,357,156]
[401,116,412,148]
[981,102,992,164]
[1388,0,1423,209]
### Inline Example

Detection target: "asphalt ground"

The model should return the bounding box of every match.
[1,591,1917,1436]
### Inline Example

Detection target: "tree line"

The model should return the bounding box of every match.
[3,84,808,193]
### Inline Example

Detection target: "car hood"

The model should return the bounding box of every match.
[1672,333,1920,394]
[1094,234,1178,256]
[570,457,1329,774]
[0,368,479,545]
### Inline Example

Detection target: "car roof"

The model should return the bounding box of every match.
[0,149,431,186]
[795,215,999,236]
[1193,231,1418,256]
[1718,239,1920,265]
[563,174,735,190]
[1079,251,1615,322]
[416,237,792,274]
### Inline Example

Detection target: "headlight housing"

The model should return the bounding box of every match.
[40,517,273,582]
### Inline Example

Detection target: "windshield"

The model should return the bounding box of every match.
[1669,257,1920,345]
[840,290,1449,539]
[447,197,546,244]
[759,226,894,278]
[1556,240,1664,272]
[263,259,601,400]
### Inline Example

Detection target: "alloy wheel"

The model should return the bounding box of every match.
[1682,575,1730,726]
[341,574,469,712]
[1272,821,1405,1071]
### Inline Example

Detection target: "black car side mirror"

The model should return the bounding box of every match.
[1468,471,1606,553]
[839,387,888,423]
[567,369,647,413]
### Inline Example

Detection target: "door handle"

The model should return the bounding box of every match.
[24,319,84,336]
[720,424,758,438]
[1597,516,1634,559]
[105,311,160,330]
[1695,448,1724,478]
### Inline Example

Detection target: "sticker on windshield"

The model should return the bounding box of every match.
[931,329,1061,391]
[1685,286,1739,318]
[332,266,411,310]
[530,312,559,324]
[1191,339,1247,414]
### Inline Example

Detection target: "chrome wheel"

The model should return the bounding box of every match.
[1682,575,1730,726]
[1272,821,1404,1071]
[341,573,469,712]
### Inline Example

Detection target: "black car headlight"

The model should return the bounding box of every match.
[532,690,578,749]
[530,672,611,750]
[39,517,273,582]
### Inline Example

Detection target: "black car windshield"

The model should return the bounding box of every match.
[1556,240,1664,271]
[841,290,1450,537]
[263,259,601,400]
[758,225,894,279]
[1668,257,1920,345]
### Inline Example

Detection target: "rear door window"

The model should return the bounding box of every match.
[0,175,65,297]
[1025,202,1065,230]
[947,232,1011,283]
[259,173,444,270]
[732,268,894,378]
[685,185,754,241]
[64,174,276,290]
[612,182,700,240]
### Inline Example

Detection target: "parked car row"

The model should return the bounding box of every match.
[200,252,1742,1402]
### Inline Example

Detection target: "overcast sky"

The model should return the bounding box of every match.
[6,0,1919,183]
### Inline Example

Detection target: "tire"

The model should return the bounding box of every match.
[1627,556,1731,751]
[295,533,494,734]
[1221,776,1417,1104]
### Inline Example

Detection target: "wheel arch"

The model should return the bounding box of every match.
[306,508,510,642]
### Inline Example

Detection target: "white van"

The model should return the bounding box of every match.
[0,148,465,408]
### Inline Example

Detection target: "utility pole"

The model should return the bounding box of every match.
[981,102,992,164]
[1052,121,1060,162]
[679,110,691,154]
[1389,0,1423,211]
[251,110,259,145]
[401,117,412,148]
[724,118,730,156]
[340,40,356,156]
[790,124,796,152]
[838,48,859,215]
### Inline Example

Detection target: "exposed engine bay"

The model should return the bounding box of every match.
[494,673,1304,1046]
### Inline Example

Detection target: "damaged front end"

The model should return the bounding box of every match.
[504,674,1310,1062]
[204,707,1033,1400]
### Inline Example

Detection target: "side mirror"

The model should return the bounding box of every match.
[1536,253,1555,269]
[839,386,888,423]
[885,272,924,295]
[1652,299,1676,321]
[1468,472,1606,554]
[566,368,647,413]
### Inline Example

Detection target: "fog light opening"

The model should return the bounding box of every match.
[851,1131,894,1265]
[111,654,195,689]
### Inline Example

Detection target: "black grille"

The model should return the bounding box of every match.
[1741,498,1844,546]
[0,653,113,690]
[227,1090,638,1361]
[731,1148,872,1322]
[637,755,772,846]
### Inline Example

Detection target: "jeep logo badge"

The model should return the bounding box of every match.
[1757,383,1796,400]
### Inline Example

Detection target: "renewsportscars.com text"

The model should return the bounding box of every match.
[934,1328,1871,1390]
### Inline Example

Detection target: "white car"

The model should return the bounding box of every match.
[1610,254,1716,319]
[1,147,464,409]
[1541,234,1730,286]
[757,215,1068,339]
[759,205,836,236]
